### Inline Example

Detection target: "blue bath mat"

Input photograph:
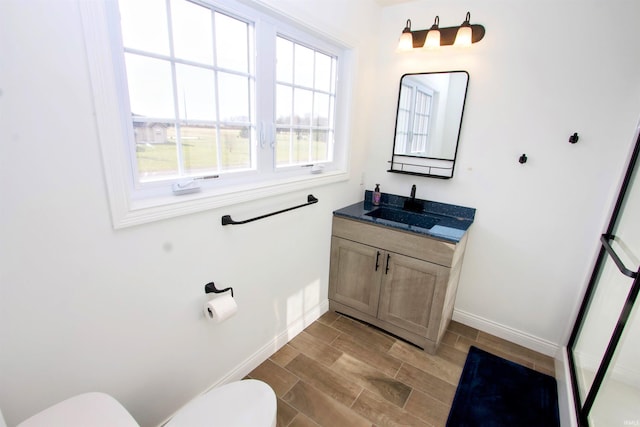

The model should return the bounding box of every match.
[446,346,560,427]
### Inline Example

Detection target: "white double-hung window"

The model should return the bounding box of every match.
[120,0,257,181]
[81,0,349,228]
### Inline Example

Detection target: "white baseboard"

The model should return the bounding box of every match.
[452,308,560,357]
[159,299,329,426]
[219,299,330,385]
[555,346,579,427]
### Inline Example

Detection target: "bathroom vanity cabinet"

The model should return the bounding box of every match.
[328,216,470,354]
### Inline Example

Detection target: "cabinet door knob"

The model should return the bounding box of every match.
[385,254,391,274]
[375,251,381,271]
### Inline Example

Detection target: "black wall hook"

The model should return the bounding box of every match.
[204,282,234,298]
[519,154,528,164]
[569,132,579,144]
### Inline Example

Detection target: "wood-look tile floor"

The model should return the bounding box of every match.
[248,311,556,427]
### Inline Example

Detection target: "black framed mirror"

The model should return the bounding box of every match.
[388,71,469,179]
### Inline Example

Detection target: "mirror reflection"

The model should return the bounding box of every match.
[389,71,468,179]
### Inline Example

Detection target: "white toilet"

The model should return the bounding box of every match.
[14,379,276,427]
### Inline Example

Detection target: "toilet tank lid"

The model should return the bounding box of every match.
[17,392,139,427]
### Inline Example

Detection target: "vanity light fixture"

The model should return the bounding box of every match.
[397,11,485,51]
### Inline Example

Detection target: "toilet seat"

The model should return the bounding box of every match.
[15,380,276,427]
[165,379,277,427]
[17,392,139,427]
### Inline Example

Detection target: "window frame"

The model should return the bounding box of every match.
[123,5,258,183]
[410,87,434,154]
[79,0,352,228]
[273,34,338,169]
[396,81,434,156]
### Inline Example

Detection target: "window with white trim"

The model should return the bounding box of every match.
[119,0,257,182]
[80,0,350,227]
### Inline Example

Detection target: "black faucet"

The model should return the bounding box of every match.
[403,184,424,213]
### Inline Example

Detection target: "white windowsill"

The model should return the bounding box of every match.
[111,170,348,229]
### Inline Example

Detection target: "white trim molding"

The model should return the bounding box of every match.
[158,299,329,425]
[453,308,560,357]
[555,346,580,427]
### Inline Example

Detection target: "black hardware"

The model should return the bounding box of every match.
[601,234,638,279]
[385,254,391,274]
[569,132,580,144]
[221,194,318,225]
[375,251,381,271]
[204,282,234,298]
[388,166,453,179]
[518,154,528,164]
[403,184,424,212]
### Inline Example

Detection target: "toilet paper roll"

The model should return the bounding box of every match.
[204,294,238,323]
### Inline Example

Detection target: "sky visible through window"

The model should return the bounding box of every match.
[118,0,251,123]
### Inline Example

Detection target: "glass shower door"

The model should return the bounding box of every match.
[589,302,640,426]
[568,128,640,426]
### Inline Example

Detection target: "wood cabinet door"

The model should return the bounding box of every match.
[377,253,449,338]
[329,237,383,316]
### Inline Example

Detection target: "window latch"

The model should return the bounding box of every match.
[259,122,276,149]
[172,175,219,196]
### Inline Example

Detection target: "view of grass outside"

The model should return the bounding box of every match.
[135,125,330,181]
[135,126,249,180]
[275,129,330,166]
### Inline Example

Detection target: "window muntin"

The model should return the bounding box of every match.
[118,0,255,183]
[394,83,413,154]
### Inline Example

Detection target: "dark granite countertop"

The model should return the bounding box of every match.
[333,191,476,243]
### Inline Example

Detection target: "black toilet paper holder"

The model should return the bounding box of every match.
[204,282,234,298]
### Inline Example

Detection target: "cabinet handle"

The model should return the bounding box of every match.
[385,254,391,274]
[375,251,381,271]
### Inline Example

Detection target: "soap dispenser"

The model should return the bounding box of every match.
[373,184,381,206]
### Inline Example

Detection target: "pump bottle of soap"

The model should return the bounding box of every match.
[373,184,381,206]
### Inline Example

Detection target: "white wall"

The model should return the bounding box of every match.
[367,0,640,354]
[0,0,378,426]
[2,0,640,426]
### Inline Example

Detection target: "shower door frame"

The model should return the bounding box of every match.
[567,131,640,426]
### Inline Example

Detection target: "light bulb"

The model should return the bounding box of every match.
[423,16,440,49]
[454,12,473,47]
[397,19,414,52]
[424,30,440,49]
[397,32,413,51]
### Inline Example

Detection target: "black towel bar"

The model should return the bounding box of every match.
[221,194,318,226]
